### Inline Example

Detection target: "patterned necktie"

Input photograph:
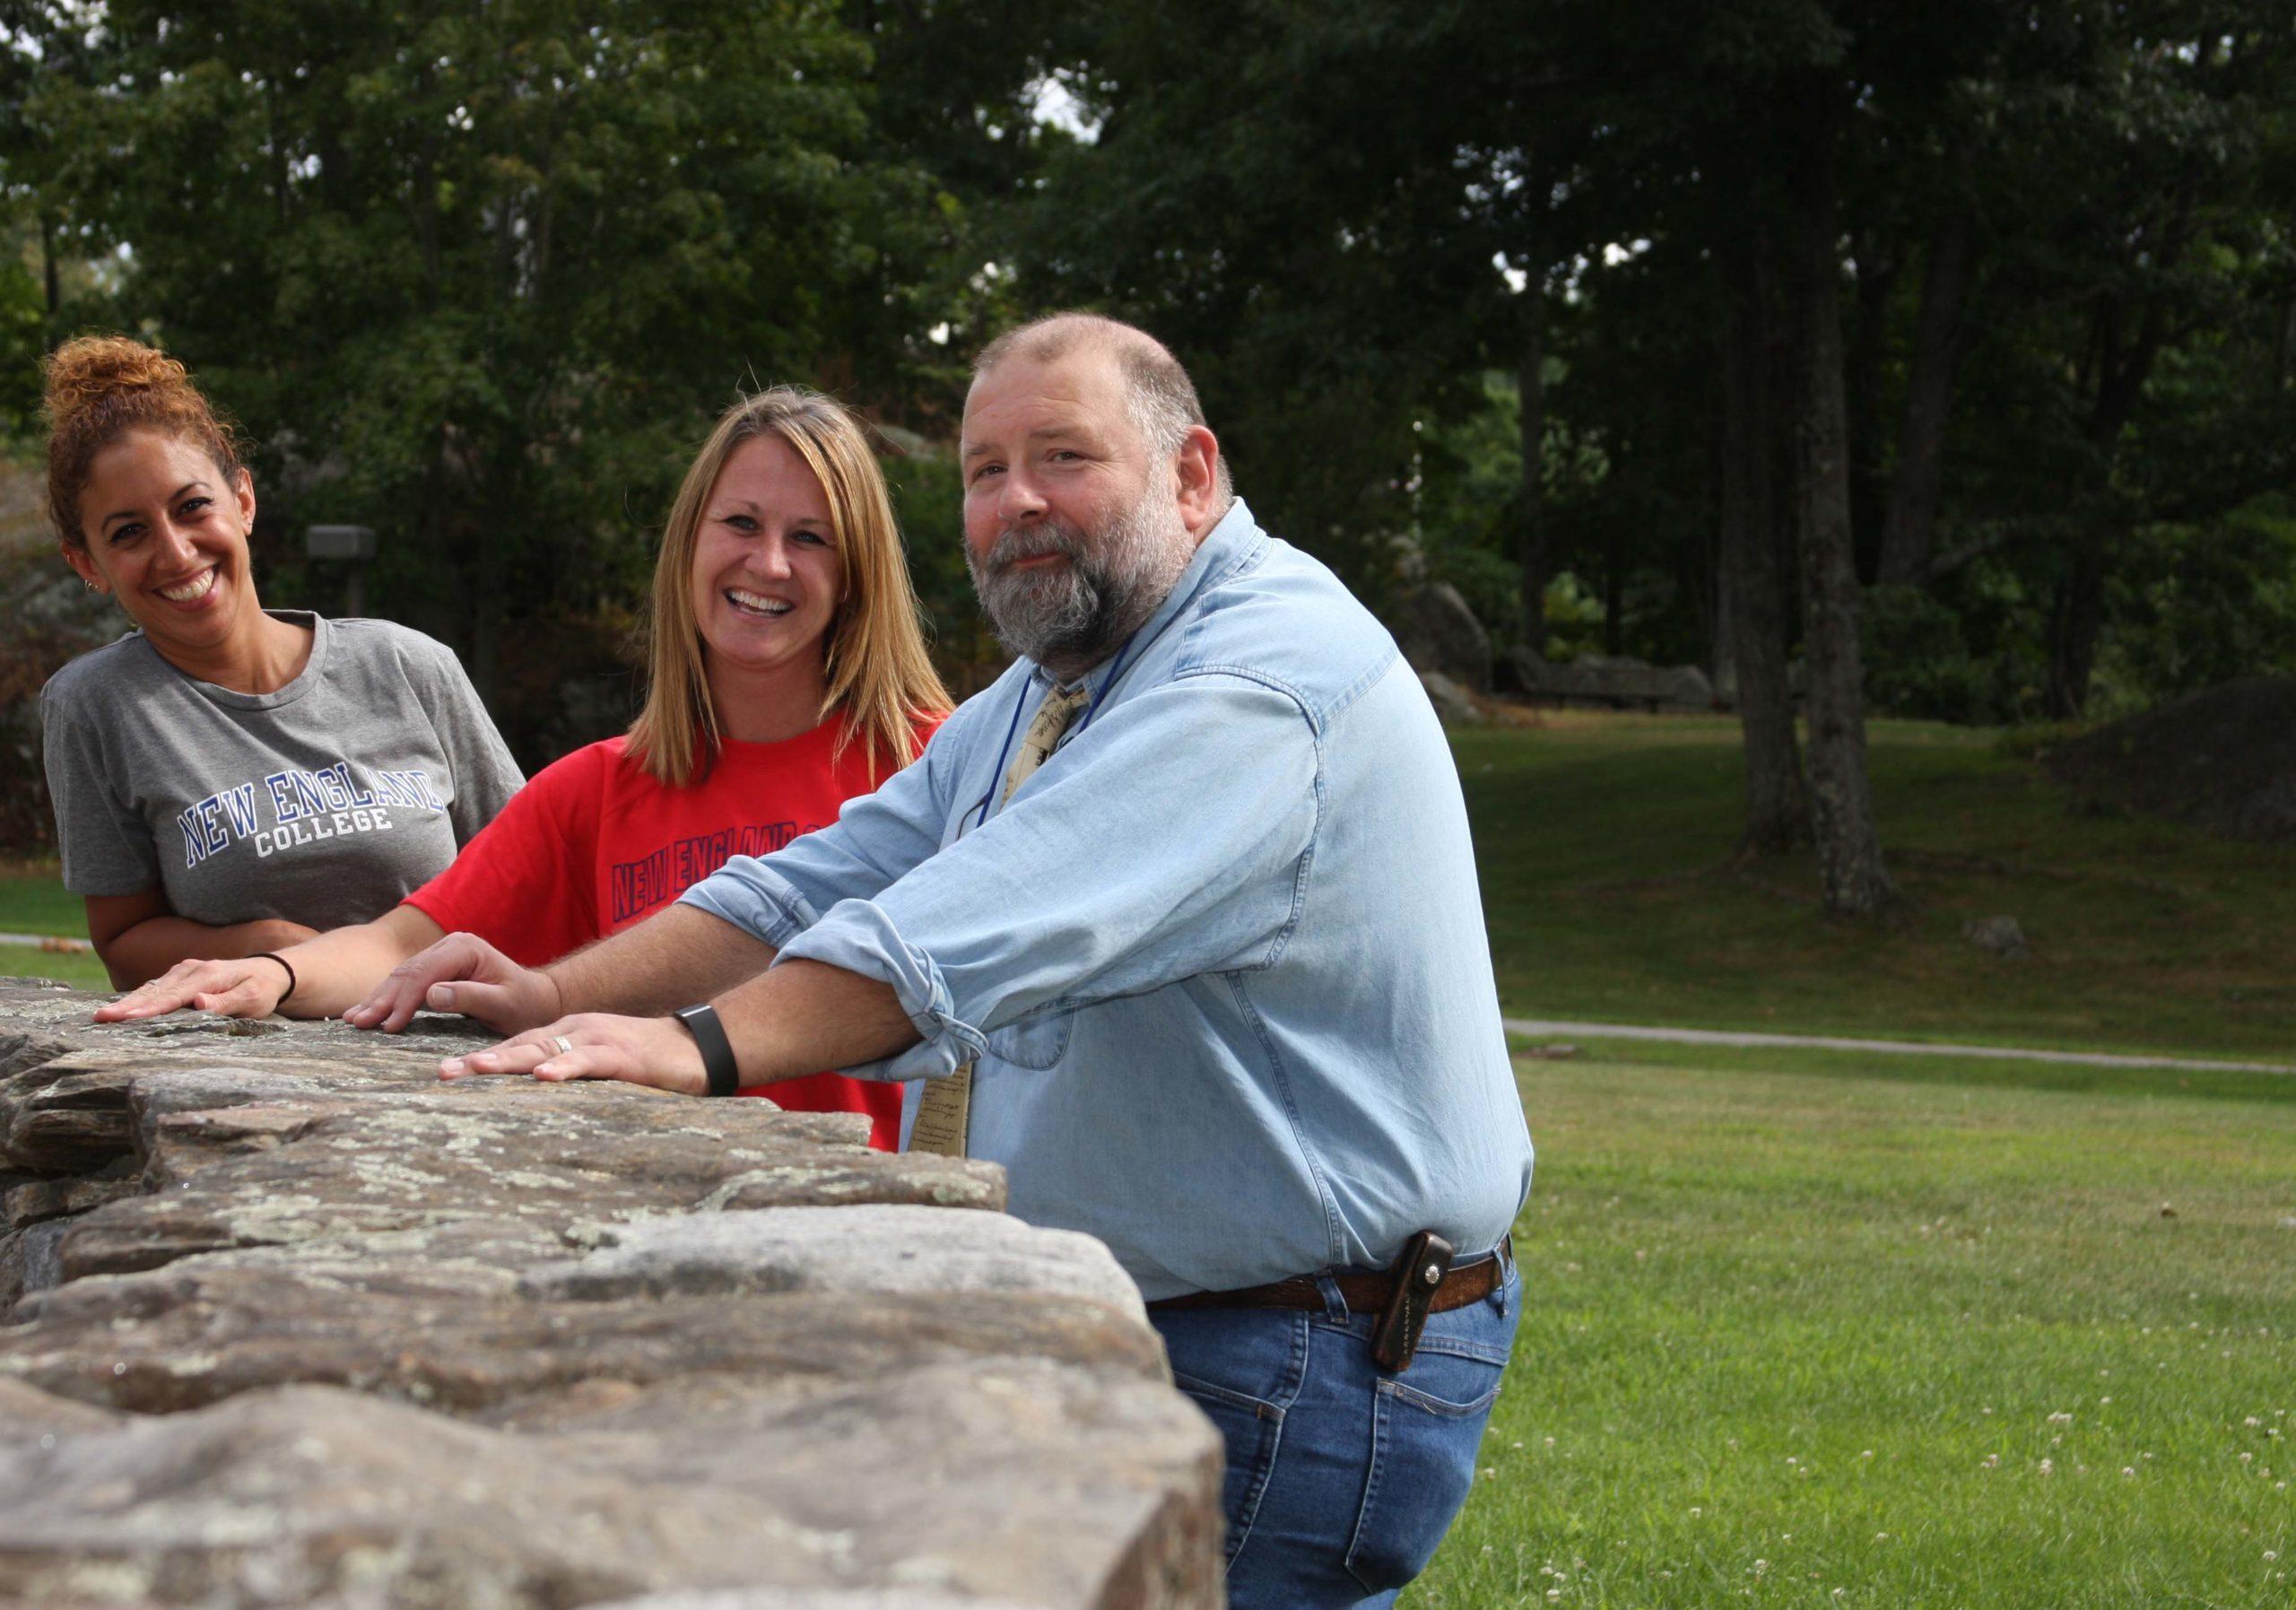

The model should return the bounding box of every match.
[910,683,1092,1157]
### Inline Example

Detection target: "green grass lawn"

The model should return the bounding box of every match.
[0,943,108,989]
[0,861,88,937]
[0,861,107,989]
[1459,712,2296,1060]
[1415,1041,2295,1609]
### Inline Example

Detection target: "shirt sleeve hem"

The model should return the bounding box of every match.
[773,899,988,1084]
[678,857,820,950]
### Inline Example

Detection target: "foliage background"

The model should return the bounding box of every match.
[3,0,2293,798]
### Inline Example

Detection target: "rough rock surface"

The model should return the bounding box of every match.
[523,1205,1150,1321]
[1418,671,1486,728]
[1961,914,2031,960]
[2041,675,2296,843]
[1395,582,1493,692]
[1505,648,1718,713]
[0,983,1222,1608]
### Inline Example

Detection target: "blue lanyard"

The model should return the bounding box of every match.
[960,610,1175,835]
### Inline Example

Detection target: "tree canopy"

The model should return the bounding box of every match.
[4,0,2292,911]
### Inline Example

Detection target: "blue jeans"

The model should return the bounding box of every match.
[1151,1256,1520,1609]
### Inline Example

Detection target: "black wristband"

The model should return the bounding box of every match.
[674,1004,740,1098]
[251,952,297,1008]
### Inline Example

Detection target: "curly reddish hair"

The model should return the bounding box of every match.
[44,335,246,548]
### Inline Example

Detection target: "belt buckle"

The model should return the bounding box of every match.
[1370,1230,1454,1372]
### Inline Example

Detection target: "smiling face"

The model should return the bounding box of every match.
[688,432,845,720]
[959,350,1200,679]
[64,430,261,661]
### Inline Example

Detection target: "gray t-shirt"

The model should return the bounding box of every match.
[40,611,524,928]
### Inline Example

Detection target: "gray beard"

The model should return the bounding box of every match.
[969,488,1196,681]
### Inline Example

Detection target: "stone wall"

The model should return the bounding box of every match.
[0,980,1224,1609]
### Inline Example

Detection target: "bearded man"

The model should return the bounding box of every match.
[364,314,1535,1606]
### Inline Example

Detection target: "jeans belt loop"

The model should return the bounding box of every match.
[1312,1271,1351,1322]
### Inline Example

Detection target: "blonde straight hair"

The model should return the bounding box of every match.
[626,387,952,787]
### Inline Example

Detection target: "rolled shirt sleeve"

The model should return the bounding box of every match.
[679,719,957,948]
[771,671,1321,1083]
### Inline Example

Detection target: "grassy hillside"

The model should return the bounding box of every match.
[1460,712,2296,1059]
[0,862,105,989]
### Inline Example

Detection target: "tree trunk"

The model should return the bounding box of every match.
[1876,198,1979,587]
[1602,523,1622,657]
[2044,283,2174,716]
[1515,256,1550,657]
[1783,129,1897,918]
[39,212,59,318]
[1720,231,1810,854]
[2044,514,2112,719]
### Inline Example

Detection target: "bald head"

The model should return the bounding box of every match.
[972,313,1233,507]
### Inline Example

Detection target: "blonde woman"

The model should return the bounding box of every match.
[99,387,952,1150]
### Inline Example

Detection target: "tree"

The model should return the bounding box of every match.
[16,0,959,741]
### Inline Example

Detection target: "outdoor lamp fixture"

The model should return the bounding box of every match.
[305,524,378,617]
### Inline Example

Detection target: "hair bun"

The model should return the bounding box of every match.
[43,335,196,433]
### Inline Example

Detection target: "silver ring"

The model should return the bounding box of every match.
[550,1035,574,1057]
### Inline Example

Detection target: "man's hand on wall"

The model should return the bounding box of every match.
[439,1011,706,1096]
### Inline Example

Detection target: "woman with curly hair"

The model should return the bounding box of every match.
[40,335,522,989]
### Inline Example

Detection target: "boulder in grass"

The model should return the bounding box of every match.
[2041,677,2296,843]
[1506,649,1717,713]
[1962,915,2030,960]
[1395,582,1493,692]
[1419,672,1485,727]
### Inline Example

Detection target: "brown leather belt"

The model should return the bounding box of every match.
[1147,1236,1510,1316]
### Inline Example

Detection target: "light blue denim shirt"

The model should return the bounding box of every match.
[683,500,1534,1300]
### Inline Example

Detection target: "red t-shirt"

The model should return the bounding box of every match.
[406,716,934,1150]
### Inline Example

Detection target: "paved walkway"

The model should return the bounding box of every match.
[1501,1017,2294,1076]
[0,930,90,951]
